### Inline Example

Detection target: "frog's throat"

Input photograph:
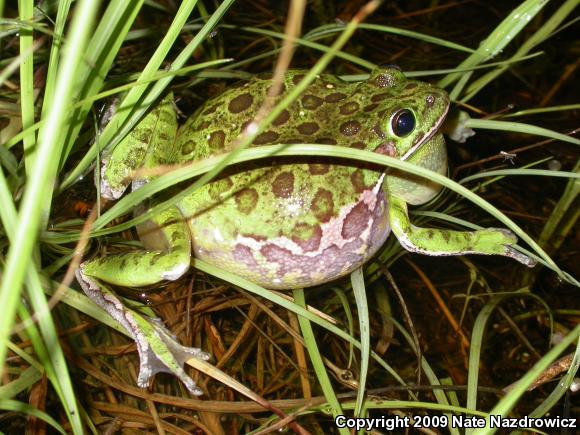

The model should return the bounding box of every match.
[400,102,449,161]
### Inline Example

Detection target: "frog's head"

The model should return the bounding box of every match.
[366,67,450,205]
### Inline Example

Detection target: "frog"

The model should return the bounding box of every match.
[76,67,535,395]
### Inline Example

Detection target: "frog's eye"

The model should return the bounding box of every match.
[391,109,415,137]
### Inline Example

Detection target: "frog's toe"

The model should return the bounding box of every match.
[141,318,210,395]
[503,245,537,267]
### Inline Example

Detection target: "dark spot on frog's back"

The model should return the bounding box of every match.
[208,177,234,199]
[158,131,171,142]
[292,222,322,252]
[297,122,320,135]
[208,130,226,150]
[272,171,294,198]
[309,163,330,175]
[342,202,371,239]
[272,109,290,126]
[135,127,153,144]
[339,102,360,115]
[363,103,379,112]
[350,169,367,193]
[370,92,391,102]
[405,83,418,90]
[340,120,361,136]
[150,253,163,266]
[181,139,196,155]
[235,188,259,214]
[312,188,334,222]
[325,92,346,103]
[228,93,254,114]
[253,131,280,145]
[195,120,211,132]
[302,94,324,110]
[202,104,218,116]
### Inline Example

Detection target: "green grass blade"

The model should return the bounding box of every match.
[465,119,580,146]
[529,337,580,417]
[0,366,43,398]
[350,268,370,418]
[18,0,35,175]
[0,400,67,434]
[0,0,100,388]
[438,0,550,94]
[293,289,348,434]
[471,324,580,435]
[462,0,580,101]
[60,0,223,190]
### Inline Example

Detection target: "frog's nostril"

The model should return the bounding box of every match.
[426,95,435,107]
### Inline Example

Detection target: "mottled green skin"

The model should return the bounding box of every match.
[97,68,449,289]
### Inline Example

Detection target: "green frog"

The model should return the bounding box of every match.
[76,68,534,395]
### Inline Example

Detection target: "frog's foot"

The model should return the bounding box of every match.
[490,228,536,267]
[388,195,536,266]
[76,268,210,395]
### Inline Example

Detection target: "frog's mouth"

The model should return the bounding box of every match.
[400,103,449,162]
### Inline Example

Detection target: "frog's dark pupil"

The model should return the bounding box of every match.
[392,109,415,137]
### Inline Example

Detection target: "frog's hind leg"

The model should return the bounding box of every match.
[81,207,192,286]
[387,194,536,266]
[76,207,209,395]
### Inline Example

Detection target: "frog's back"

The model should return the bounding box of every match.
[173,69,437,162]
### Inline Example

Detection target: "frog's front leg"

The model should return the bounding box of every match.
[387,194,535,266]
[76,207,210,395]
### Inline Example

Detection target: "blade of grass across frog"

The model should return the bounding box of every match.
[461,0,580,102]
[59,0,233,191]
[466,293,554,417]
[56,1,145,175]
[293,289,347,432]
[465,119,580,146]
[65,143,564,282]
[351,268,370,418]
[439,0,550,96]
[471,325,580,435]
